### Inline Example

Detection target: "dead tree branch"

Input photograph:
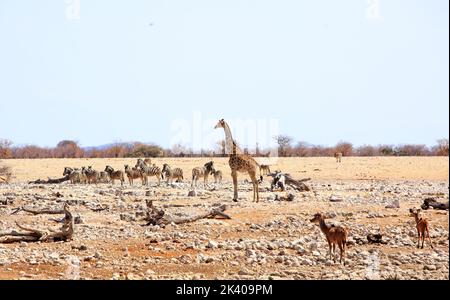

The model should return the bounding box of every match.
[143,200,231,226]
[421,198,449,210]
[0,203,74,243]
[28,175,70,184]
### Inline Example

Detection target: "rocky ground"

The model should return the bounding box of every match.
[0,157,448,280]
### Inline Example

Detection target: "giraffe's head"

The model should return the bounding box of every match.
[214,119,225,129]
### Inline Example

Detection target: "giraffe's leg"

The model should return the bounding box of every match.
[255,178,259,203]
[249,172,259,202]
[231,170,238,202]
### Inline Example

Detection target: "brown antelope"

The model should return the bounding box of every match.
[259,164,271,176]
[409,208,433,249]
[310,213,348,265]
[213,169,223,184]
[334,152,342,162]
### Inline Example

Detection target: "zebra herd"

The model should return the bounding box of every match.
[62,159,223,188]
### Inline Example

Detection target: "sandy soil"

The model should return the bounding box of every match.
[6,156,449,182]
[0,157,448,280]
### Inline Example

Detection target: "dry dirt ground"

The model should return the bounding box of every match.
[0,157,448,280]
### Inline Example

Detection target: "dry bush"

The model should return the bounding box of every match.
[53,140,84,158]
[0,163,12,183]
[127,143,164,157]
[395,144,429,156]
[335,141,354,156]
[12,145,53,159]
[356,145,379,156]
[0,139,13,159]
[433,139,449,156]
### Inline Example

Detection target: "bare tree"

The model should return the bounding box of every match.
[434,139,449,156]
[293,141,311,157]
[54,140,84,158]
[274,135,293,157]
[335,141,353,156]
[356,145,378,156]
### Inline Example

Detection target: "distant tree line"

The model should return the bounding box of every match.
[0,137,448,159]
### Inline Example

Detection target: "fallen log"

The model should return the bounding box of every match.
[28,175,70,184]
[143,200,231,226]
[421,198,449,210]
[0,203,74,243]
[268,171,311,192]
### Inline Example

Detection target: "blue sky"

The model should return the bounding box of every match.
[0,0,448,149]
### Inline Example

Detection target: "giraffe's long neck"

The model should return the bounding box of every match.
[222,122,237,155]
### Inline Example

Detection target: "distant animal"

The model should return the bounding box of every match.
[135,160,162,185]
[259,164,271,176]
[136,158,152,167]
[98,171,110,183]
[334,152,342,163]
[82,166,99,184]
[212,170,223,184]
[63,167,74,177]
[64,167,86,184]
[310,213,348,265]
[161,163,183,184]
[104,165,124,186]
[409,208,433,249]
[191,161,215,188]
[124,164,145,186]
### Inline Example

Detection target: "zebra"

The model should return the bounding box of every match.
[161,163,183,184]
[191,161,215,188]
[98,171,110,183]
[104,165,125,186]
[124,164,145,186]
[136,159,162,185]
[63,167,74,177]
[136,158,152,168]
[64,167,86,184]
[82,166,99,184]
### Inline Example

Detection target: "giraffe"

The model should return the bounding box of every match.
[214,119,260,202]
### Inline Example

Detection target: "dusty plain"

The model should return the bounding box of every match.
[0,157,448,280]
